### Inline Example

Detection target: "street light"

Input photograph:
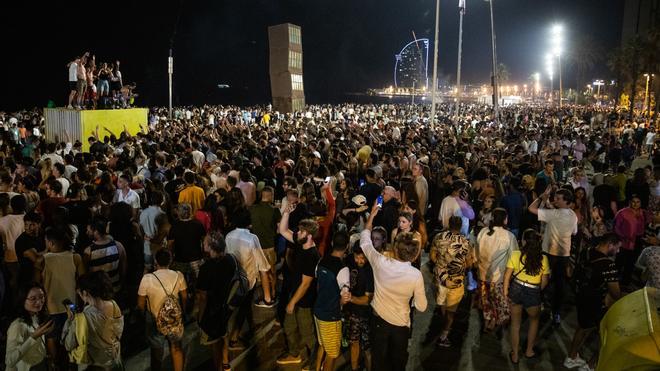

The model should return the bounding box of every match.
[550,24,563,108]
[455,0,466,124]
[546,54,554,104]
[430,0,440,127]
[593,80,605,105]
[644,73,655,118]
[534,72,541,98]
[486,0,499,122]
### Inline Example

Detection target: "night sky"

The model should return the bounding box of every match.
[0,0,624,111]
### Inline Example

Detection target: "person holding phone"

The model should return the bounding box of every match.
[5,283,53,371]
[63,271,124,369]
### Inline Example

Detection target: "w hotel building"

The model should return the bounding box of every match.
[268,23,305,113]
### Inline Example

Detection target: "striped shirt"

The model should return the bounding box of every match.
[86,239,122,292]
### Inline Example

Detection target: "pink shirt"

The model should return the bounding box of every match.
[614,207,648,251]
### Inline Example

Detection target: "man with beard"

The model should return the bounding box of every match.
[276,205,320,369]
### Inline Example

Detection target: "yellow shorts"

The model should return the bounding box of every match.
[314,317,342,358]
[263,247,277,268]
[436,284,464,308]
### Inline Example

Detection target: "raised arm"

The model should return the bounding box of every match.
[528,185,552,215]
[278,203,296,243]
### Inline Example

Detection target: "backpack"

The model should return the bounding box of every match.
[226,253,251,309]
[151,273,184,341]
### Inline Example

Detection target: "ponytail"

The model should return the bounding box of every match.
[487,208,507,236]
[521,229,543,276]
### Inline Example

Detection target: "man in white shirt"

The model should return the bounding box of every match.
[52,163,70,198]
[439,181,474,236]
[139,192,165,271]
[362,203,427,371]
[645,128,656,154]
[67,56,79,109]
[137,249,187,371]
[40,143,64,166]
[224,209,272,347]
[114,174,141,217]
[529,187,577,325]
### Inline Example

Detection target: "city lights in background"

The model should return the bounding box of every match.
[534,73,541,94]
[545,53,554,81]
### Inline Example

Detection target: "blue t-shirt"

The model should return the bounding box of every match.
[501,191,525,229]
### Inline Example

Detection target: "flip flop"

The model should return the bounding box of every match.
[509,351,519,365]
[525,352,538,359]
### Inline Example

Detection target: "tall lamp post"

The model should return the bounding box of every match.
[550,24,563,108]
[534,72,540,101]
[644,73,655,118]
[593,79,604,105]
[546,54,554,105]
[487,0,499,122]
[454,0,466,123]
[168,49,173,120]
[430,0,440,127]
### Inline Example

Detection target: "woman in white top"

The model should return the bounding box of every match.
[476,208,518,332]
[5,283,53,371]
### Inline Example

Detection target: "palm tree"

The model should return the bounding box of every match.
[496,63,510,84]
[567,35,602,95]
[607,47,629,106]
[639,27,660,117]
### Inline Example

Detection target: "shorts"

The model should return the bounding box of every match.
[263,247,277,269]
[145,311,168,348]
[47,312,68,340]
[314,317,342,358]
[200,327,224,345]
[576,296,606,329]
[347,311,370,350]
[77,80,86,93]
[69,81,78,92]
[508,280,542,309]
[436,284,464,309]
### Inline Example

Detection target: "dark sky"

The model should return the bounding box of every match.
[0,0,624,111]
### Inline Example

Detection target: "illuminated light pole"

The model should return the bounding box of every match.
[534,72,541,100]
[643,73,654,117]
[546,54,554,104]
[593,79,604,105]
[487,0,499,123]
[455,0,466,124]
[550,24,563,108]
[430,0,440,127]
[168,49,173,120]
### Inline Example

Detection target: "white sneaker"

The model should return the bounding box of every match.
[66,105,74,109]
[564,356,587,369]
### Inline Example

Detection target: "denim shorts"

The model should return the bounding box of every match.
[508,280,542,308]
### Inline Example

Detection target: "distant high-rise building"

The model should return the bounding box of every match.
[268,23,305,113]
[622,0,659,44]
[394,38,429,89]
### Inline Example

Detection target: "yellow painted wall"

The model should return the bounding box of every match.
[80,109,147,151]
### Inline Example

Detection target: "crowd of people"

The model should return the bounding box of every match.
[67,52,137,111]
[0,102,658,371]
